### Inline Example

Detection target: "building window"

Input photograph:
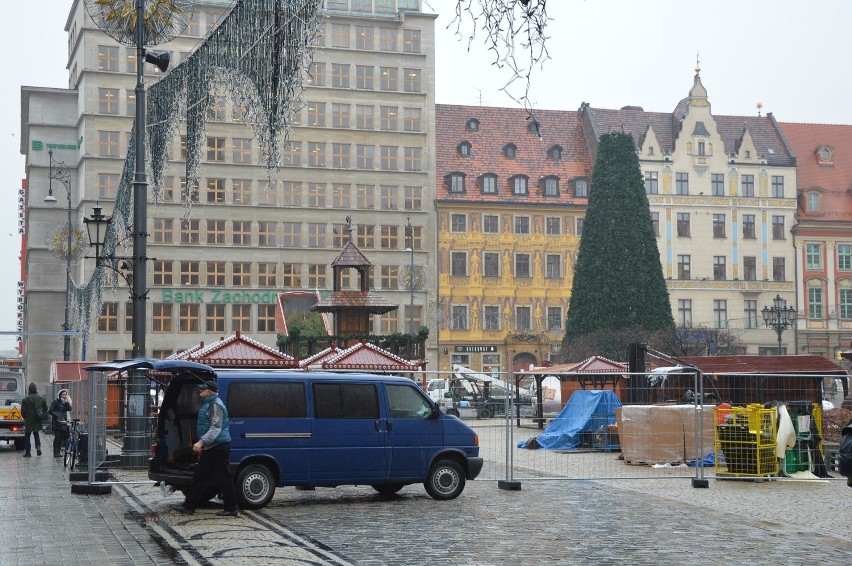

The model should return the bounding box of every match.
[232,220,252,246]
[482,215,499,234]
[514,216,530,235]
[457,141,471,157]
[355,105,374,129]
[480,174,497,194]
[331,103,350,128]
[713,300,728,329]
[307,182,326,207]
[403,147,421,171]
[232,304,251,332]
[542,176,559,197]
[515,306,531,331]
[380,225,399,249]
[808,287,824,320]
[355,25,374,49]
[713,214,726,238]
[548,145,562,161]
[677,255,691,279]
[258,221,277,246]
[743,256,757,281]
[403,28,421,53]
[356,184,375,209]
[380,105,398,130]
[675,172,689,195]
[98,130,119,157]
[379,145,398,170]
[98,88,119,114]
[451,214,467,233]
[281,264,302,287]
[742,214,756,239]
[378,26,397,50]
[282,141,301,166]
[356,145,375,169]
[744,299,758,329]
[644,171,658,194]
[806,243,822,270]
[771,175,784,198]
[678,299,692,327]
[308,61,325,86]
[206,178,225,203]
[153,303,173,332]
[403,68,421,92]
[511,176,528,196]
[332,143,350,168]
[515,254,531,278]
[179,261,200,285]
[741,174,755,197]
[280,181,300,206]
[772,216,785,240]
[307,101,326,126]
[711,173,725,196]
[283,222,303,247]
[651,212,660,236]
[207,261,225,286]
[713,256,726,281]
[98,302,118,332]
[153,218,173,243]
[676,213,690,237]
[404,186,421,210]
[308,142,326,167]
[545,254,561,278]
[403,107,421,132]
[380,265,399,290]
[331,23,349,48]
[206,304,225,333]
[206,137,225,162]
[547,307,562,332]
[483,253,499,277]
[232,138,252,163]
[180,219,200,244]
[380,67,397,90]
[257,304,276,332]
[153,260,173,285]
[179,303,200,333]
[840,289,852,320]
[807,192,821,212]
[206,95,225,121]
[773,257,785,281]
[97,45,119,71]
[451,252,467,277]
[484,306,500,331]
[503,144,517,159]
[332,183,351,208]
[576,218,584,236]
[257,263,277,288]
[837,244,852,271]
[206,220,225,244]
[574,179,588,198]
[451,305,468,330]
[545,217,561,236]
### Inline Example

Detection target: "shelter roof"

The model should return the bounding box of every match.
[318,342,422,372]
[170,331,297,368]
[678,355,847,375]
[312,291,397,314]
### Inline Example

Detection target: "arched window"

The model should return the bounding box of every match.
[503,143,517,159]
[446,173,465,194]
[466,118,480,131]
[457,141,472,157]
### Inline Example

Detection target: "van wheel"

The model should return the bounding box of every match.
[371,483,404,495]
[424,459,465,500]
[236,464,276,509]
[477,407,492,419]
[447,408,460,417]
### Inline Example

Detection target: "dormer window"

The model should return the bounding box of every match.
[548,145,563,161]
[446,172,466,194]
[527,119,541,137]
[647,146,655,156]
[807,191,821,212]
[479,173,497,194]
[574,179,588,198]
[503,143,517,159]
[698,141,706,156]
[466,118,480,131]
[541,175,559,197]
[816,145,834,165]
[745,150,751,158]
[457,141,472,157]
[510,175,528,196]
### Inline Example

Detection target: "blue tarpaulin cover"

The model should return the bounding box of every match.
[519,390,623,450]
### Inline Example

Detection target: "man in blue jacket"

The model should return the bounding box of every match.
[175,380,239,516]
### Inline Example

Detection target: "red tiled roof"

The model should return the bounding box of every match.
[312,291,397,314]
[435,104,593,204]
[331,241,372,267]
[320,342,422,371]
[172,332,297,368]
[527,356,626,374]
[679,355,847,375]
[779,122,852,223]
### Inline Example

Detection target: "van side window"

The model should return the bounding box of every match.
[176,384,204,415]
[229,382,306,418]
[313,383,379,419]
[386,384,432,419]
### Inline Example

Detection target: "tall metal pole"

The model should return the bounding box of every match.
[131,0,147,359]
[48,148,73,362]
[407,216,414,336]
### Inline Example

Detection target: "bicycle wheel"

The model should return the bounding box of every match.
[64,438,76,470]
[68,441,77,471]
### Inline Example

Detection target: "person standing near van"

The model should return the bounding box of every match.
[49,388,73,457]
[175,381,239,516]
[20,383,48,457]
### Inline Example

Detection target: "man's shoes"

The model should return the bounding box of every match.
[22,452,31,458]
[36,449,42,456]
[173,504,195,515]
[216,510,239,517]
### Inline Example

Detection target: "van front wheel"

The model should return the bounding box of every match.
[424,459,465,500]
[236,464,275,509]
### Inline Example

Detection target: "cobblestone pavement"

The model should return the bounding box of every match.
[0,440,172,566]
[5,433,851,565]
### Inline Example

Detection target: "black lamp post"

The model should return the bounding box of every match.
[44,149,73,362]
[83,206,135,291]
[405,216,415,336]
[762,294,797,355]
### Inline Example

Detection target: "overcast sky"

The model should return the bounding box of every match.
[2,0,852,354]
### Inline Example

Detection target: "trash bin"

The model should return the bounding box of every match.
[77,431,89,466]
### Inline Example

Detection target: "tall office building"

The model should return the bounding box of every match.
[20,0,437,387]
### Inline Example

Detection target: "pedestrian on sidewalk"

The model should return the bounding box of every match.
[175,381,239,517]
[20,383,48,457]
[49,389,73,457]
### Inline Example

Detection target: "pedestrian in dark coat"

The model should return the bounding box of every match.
[49,388,73,457]
[20,383,48,457]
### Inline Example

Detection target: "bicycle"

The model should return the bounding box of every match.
[63,419,81,471]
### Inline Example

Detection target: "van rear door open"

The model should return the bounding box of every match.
[310,381,389,483]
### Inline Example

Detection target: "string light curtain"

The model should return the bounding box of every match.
[71,0,321,337]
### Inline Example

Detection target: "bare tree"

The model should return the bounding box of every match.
[450,0,551,111]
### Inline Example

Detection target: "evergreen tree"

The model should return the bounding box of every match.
[564,132,673,346]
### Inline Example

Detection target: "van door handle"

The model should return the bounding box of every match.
[386,420,393,432]
[375,420,381,432]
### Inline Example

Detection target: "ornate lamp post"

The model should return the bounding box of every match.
[762,295,797,355]
[44,149,74,361]
[405,216,415,336]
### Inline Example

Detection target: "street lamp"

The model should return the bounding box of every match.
[83,206,135,291]
[762,294,797,355]
[405,216,415,336]
[44,149,73,362]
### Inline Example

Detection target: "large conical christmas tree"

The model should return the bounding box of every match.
[565,132,673,343]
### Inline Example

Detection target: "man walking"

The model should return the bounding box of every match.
[20,383,48,457]
[175,381,239,516]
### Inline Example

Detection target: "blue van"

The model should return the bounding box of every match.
[135,360,482,509]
